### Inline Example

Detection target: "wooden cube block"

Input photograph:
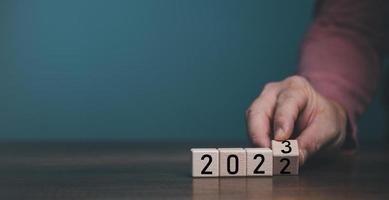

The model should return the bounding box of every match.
[219,148,246,177]
[245,148,273,176]
[191,148,219,177]
[272,140,299,175]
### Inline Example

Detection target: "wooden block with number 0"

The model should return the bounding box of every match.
[272,140,299,175]
[246,148,273,176]
[219,148,246,177]
[191,148,219,177]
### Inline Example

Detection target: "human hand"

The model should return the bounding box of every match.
[246,75,348,165]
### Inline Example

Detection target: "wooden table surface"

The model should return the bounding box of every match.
[0,140,388,200]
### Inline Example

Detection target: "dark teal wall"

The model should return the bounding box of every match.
[0,0,385,141]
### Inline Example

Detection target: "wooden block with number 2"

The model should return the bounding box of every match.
[191,148,219,177]
[246,148,273,176]
[272,140,299,175]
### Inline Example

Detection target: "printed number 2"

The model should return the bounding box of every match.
[280,158,291,174]
[253,154,265,174]
[201,154,213,174]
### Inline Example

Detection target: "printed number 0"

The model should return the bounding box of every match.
[227,155,239,174]
[201,154,213,174]
[253,154,265,174]
[281,141,292,154]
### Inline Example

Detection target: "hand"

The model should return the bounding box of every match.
[246,75,348,165]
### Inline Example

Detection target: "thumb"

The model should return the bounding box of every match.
[273,90,308,141]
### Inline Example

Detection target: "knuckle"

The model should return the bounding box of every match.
[263,82,278,92]
[286,75,309,88]
[278,89,306,105]
[277,90,294,102]
[245,108,253,118]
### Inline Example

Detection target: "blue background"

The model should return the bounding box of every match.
[0,0,386,142]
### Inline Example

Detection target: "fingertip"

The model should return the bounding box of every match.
[273,112,294,141]
[246,110,272,148]
[251,135,271,148]
[274,128,287,141]
[262,139,271,148]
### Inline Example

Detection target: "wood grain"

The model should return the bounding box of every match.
[0,141,388,200]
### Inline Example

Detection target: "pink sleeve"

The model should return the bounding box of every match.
[298,0,388,149]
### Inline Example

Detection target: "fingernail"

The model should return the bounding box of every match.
[275,128,285,140]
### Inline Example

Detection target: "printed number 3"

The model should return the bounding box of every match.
[281,140,292,154]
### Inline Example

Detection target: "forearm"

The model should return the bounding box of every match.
[298,0,388,147]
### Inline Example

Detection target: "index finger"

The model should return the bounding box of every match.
[246,83,281,147]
